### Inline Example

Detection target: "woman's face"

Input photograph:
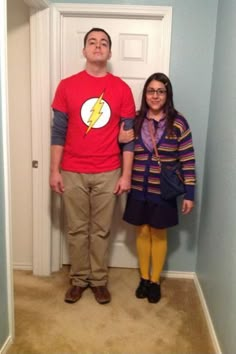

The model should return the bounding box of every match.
[145,80,167,114]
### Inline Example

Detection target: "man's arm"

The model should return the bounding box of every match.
[50,145,64,194]
[114,118,135,195]
[50,109,68,194]
[113,151,133,195]
[119,119,135,145]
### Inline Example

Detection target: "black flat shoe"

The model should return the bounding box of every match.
[135,278,150,298]
[147,282,161,303]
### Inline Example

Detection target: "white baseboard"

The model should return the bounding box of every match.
[0,336,13,354]
[194,274,222,354]
[161,270,195,279]
[13,263,32,271]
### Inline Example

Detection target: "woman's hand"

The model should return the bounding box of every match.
[181,199,194,215]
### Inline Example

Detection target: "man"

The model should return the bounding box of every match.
[50,28,135,304]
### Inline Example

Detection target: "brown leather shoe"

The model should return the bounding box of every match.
[64,285,88,303]
[91,286,111,304]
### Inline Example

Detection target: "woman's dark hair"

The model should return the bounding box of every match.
[135,72,178,136]
[84,28,112,49]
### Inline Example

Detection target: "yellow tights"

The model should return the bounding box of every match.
[136,224,167,283]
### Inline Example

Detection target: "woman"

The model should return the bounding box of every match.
[123,73,196,303]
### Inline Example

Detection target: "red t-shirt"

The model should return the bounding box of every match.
[52,70,135,173]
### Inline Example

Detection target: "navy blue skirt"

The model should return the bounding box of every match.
[123,194,178,229]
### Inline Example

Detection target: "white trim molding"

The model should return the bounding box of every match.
[0,337,13,354]
[161,270,195,279]
[29,6,51,276]
[53,3,172,18]
[13,263,33,271]
[0,0,14,349]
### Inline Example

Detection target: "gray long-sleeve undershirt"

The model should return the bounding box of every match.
[51,109,134,151]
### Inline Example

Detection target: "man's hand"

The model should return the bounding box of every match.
[50,171,65,194]
[182,199,194,215]
[118,122,134,143]
[113,175,131,195]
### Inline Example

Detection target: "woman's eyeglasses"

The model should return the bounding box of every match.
[146,88,167,96]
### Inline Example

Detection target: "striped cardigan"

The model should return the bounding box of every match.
[131,114,196,202]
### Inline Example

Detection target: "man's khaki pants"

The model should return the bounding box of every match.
[62,169,120,287]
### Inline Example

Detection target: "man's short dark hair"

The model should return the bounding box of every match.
[84,28,112,49]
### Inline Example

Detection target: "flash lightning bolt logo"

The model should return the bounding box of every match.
[85,93,104,134]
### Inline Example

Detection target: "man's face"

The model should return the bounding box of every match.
[83,31,112,64]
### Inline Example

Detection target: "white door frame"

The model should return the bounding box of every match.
[24,0,51,276]
[27,1,172,275]
[1,0,14,351]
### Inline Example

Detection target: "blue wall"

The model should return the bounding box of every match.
[197,0,236,352]
[51,0,218,272]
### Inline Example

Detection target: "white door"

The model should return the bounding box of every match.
[51,5,172,268]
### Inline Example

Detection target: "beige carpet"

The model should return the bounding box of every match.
[8,267,215,354]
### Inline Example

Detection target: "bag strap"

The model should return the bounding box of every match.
[148,119,185,184]
[147,119,161,164]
